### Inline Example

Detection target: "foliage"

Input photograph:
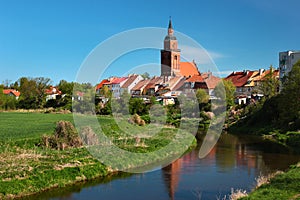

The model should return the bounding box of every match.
[215,79,235,109]
[259,65,280,99]
[18,77,51,109]
[98,85,112,98]
[141,72,150,79]
[278,60,300,129]
[72,83,95,114]
[58,80,74,95]
[129,97,148,116]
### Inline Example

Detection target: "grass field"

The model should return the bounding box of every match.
[0,112,196,199]
[0,112,74,142]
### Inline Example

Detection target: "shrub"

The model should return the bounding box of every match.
[42,121,83,150]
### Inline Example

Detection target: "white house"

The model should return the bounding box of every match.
[279,50,300,80]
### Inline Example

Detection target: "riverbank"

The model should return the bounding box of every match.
[0,112,196,199]
[239,163,300,200]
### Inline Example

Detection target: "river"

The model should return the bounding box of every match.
[27,134,300,200]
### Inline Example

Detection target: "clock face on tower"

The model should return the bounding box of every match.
[172,43,176,49]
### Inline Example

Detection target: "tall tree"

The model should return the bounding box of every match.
[196,89,209,104]
[215,79,236,109]
[278,60,300,128]
[58,80,74,95]
[18,77,51,109]
[259,65,280,99]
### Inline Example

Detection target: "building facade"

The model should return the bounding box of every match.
[279,50,300,80]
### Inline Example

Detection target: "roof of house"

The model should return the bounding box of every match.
[225,71,256,87]
[255,69,280,81]
[185,74,205,83]
[45,86,62,95]
[121,75,139,88]
[3,89,20,97]
[111,77,127,84]
[180,62,200,77]
[103,77,118,85]
[144,77,163,89]
[172,78,186,91]
[202,72,221,89]
[131,79,150,91]
[166,76,182,90]
[96,79,110,90]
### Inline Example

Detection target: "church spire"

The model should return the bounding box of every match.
[168,17,174,35]
[168,16,173,29]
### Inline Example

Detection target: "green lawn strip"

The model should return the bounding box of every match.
[240,166,300,200]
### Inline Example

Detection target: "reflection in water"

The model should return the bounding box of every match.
[162,159,182,200]
[29,134,300,200]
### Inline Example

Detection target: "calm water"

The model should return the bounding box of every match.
[28,134,300,200]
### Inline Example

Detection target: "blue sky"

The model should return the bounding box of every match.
[1,0,300,85]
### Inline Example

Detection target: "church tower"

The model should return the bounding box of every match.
[161,18,181,77]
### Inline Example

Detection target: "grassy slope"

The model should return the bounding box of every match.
[241,165,300,200]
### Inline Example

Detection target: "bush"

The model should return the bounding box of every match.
[42,121,83,150]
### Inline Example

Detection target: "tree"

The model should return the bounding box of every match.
[259,65,280,99]
[215,79,236,109]
[141,72,150,79]
[196,88,209,104]
[129,98,147,115]
[278,60,300,128]
[0,84,4,109]
[18,77,51,109]
[58,80,74,95]
[99,85,112,98]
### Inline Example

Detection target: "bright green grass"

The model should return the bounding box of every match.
[0,112,73,142]
[241,166,300,200]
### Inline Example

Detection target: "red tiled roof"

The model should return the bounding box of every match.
[185,74,205,83]
[96,79,109,90]
[225,71,255,87]
[180,62,200,77]
[103,77,118,85]
[3,89,20,97]
[111,77,127,84]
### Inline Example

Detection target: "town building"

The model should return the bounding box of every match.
[279,50,300,80]
[225,68,280,104]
